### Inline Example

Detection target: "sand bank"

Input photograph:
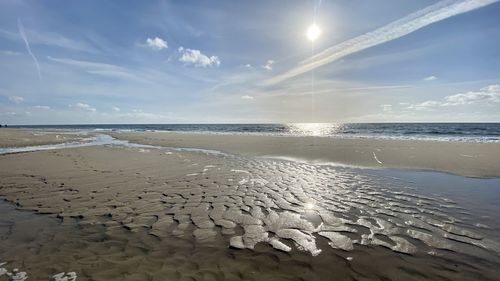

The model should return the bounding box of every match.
[0,128,89,148]
[110,131,500,177]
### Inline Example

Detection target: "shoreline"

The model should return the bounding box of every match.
[110,131,500,178]
[10,123,500,142]
[0,128,91,148]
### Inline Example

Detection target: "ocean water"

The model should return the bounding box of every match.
[12,123,500,142]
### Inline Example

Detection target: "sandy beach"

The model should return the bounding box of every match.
[1,129,500,280]
[0,128,90,148]
[111,131,500,178]
[2,0,499,279]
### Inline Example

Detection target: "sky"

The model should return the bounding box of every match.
[0,0,499,124]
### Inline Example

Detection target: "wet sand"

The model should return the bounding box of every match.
[1,141,500,280]
[0,128,90,148]
[110,131,500,178]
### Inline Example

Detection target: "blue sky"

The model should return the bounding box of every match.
[0,0,499,124]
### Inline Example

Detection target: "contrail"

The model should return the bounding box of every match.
[265,0,499,86]
[17,19,41,81]
[314,0,322,19]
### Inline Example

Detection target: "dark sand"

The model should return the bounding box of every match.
[1,142,500,280]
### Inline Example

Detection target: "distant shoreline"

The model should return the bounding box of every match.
[7,123,500,143]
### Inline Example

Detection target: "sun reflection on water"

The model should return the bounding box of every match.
[304,202,316,210]
[287,123,344,137]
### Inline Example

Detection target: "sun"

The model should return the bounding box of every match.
[306,24,321,41]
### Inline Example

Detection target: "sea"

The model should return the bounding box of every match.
[11,123,500,142]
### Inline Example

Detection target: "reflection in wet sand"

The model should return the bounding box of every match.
[1,145,500,280]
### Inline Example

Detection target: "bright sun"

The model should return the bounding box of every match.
[307,24,321,41]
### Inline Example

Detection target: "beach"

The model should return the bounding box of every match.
[2,0,499,279]
[111,131,500,178]
[1,128,500,280]
[0,128,90,148]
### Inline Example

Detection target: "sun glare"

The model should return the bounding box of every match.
[306,24,321,41]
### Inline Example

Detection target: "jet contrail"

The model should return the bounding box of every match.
[17,19,41,81]
[265,0,499,86]
[314,0,323,19]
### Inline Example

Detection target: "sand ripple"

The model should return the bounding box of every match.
[1,146,498,260]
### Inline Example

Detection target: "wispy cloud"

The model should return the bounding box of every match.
[259,79,412,99]
[146,37,168,50]
[0,49,22,56]
[17,19,41,81]
[408,100,443,110]
[0,111,17,117]
[112,106,121,112]
[423,75,437,81]
[262,60,274,70]
[70,102,96,112]
[124,109,171,120]
[241,95,254,100]
[0,27,97,53]
[48,56,124,70]
[178,47,221,67]
[34,105,50,110]
[47,56,150,83]
[265,0,500,85]
[9,96,24,103]
[380,104,393,112]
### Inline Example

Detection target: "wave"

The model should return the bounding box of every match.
[11,123,500,143]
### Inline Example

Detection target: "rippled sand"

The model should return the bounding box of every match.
[1,145,500,280]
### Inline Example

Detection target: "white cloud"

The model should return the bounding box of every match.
[262,60,274,70]
[70,102,96,112]
[146,37,168,50]
[34,105,50,110]
[112,106,121,112]
[443,85,500,105]
[265,0,500,85]
[9,96,24,103]
[241,95,254,100]
[380,104,392,112]
[423,75,437,81]
[420,101,442,107]
[244,64,253,68]
[407,84,500,110]
[411,100,442,110]
[178,46,221,67]
[123,109,170,119]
